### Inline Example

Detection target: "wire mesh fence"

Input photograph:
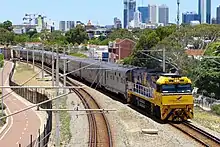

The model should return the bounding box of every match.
[9,61,52,147]
[194,94,220,110]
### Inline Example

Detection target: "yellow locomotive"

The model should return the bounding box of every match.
[127,71,193,121]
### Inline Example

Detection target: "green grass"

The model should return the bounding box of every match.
[15,63,35,74]
[0,54,4,68]
[193,106,220,133]
[59,96,71,146]
[211,104,220,115]
[69,52,88,58]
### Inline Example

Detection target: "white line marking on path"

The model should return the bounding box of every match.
[0,64,14,140]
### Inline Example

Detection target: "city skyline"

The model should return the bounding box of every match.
[0,0,219,27]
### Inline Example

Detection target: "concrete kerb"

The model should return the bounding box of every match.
[0,106,10,137]
[0,66,11,137]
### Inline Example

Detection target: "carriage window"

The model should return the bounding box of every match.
[119,73,121,77]
[115,72,116,75]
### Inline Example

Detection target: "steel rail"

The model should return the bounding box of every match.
[31,60,113,147]
[170,122,220,147]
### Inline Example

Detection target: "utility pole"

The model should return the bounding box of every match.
[1,63,4,115]
[55,45,60,147]
[41,46,44,79]
[63,46,67,94]
[52,47,55,86]
[177,0,180,29]
[32,47,35,71]
[162,48,166,72]
[27,50,29,66]
[19,48,21,63]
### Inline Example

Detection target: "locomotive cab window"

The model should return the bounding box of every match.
[160,84,192,93]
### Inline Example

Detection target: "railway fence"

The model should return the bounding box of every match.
[194,94,220,111]
[8,60,52,147]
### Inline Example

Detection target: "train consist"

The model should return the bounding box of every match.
[13,48,194,121]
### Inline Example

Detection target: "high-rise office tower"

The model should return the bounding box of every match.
[198,0,205,23]
[217,5,220,24]
[148,5,157,23]
[138,6,149,23]
[206,0,211,24]
[123,0,136,28]
[66,21,75,31]
[182,12,200,24]
[158,4,169,25]
[59,21,66,31]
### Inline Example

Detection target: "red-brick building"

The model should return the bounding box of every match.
[185,49,205,60]
[108,38,136,61]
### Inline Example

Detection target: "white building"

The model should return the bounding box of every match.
[149,5,157,23]
[190,21,200,26]
[133,10,142,28]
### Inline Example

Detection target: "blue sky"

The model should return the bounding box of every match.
[0,0,219,27]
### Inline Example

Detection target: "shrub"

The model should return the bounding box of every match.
[0,53,4,68]
[0,112,6,125]
[0,104,6,110]
[211,104,220,115]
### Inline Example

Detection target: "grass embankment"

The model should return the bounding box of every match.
[59,96,71,146]
[69,52,88,58]
[14,62,72,145]
[193,106,220,133]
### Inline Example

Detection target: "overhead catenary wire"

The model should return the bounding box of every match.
[0,92,72,120]
[61,60,102,77]
[0,69,42,101]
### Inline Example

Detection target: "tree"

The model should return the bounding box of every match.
[14,34,29,44]
[0,20,13,31]
[204,42,220,56]
[65,25,88,45]
[126,31,161,68]
[108,29,134,41]
[193,59,220,99]
[0,28,14,44]
[155,25,176,41]
[26,29,38,38]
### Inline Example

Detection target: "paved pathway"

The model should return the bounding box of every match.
[0,61,41,147]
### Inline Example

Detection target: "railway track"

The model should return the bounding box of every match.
[22,61,113,147]
[170,122,220,147]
